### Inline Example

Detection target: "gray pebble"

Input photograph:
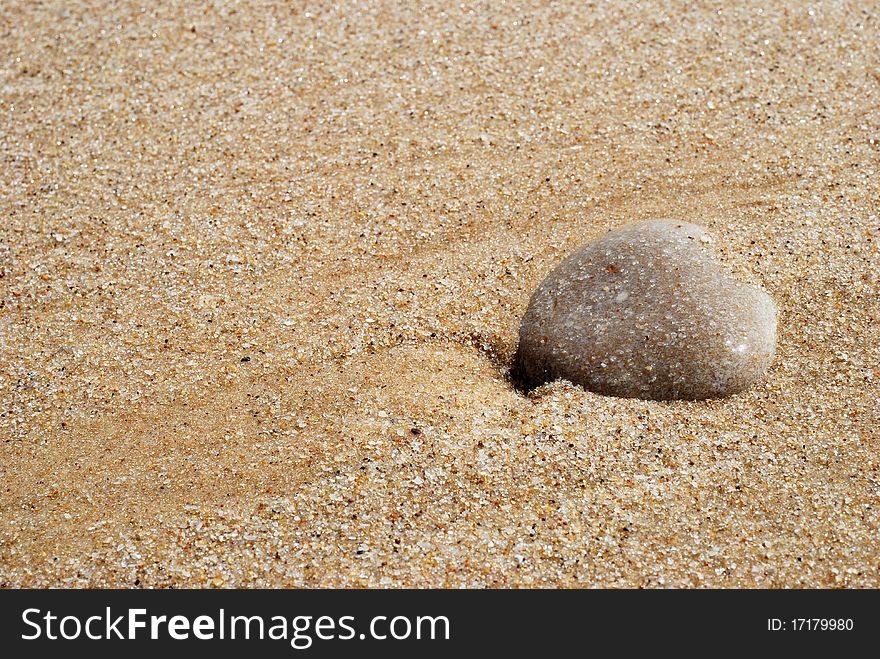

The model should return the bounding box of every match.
[514,220,777,400]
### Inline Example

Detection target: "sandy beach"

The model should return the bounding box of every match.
[1,0,878,587]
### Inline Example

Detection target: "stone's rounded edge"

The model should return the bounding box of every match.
[513,220,779,401]
[511,322,552,392]
[663,284,779,401]
[716,284,778,398]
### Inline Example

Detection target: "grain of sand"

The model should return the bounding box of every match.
[0,0,878,587]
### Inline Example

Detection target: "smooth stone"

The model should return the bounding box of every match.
[514,220,777,400]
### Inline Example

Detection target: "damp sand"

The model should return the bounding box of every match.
[0,1,878,587]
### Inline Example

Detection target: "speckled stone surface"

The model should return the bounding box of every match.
[515,220,777,399]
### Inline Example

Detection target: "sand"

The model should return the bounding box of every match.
[0,0,877,588]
